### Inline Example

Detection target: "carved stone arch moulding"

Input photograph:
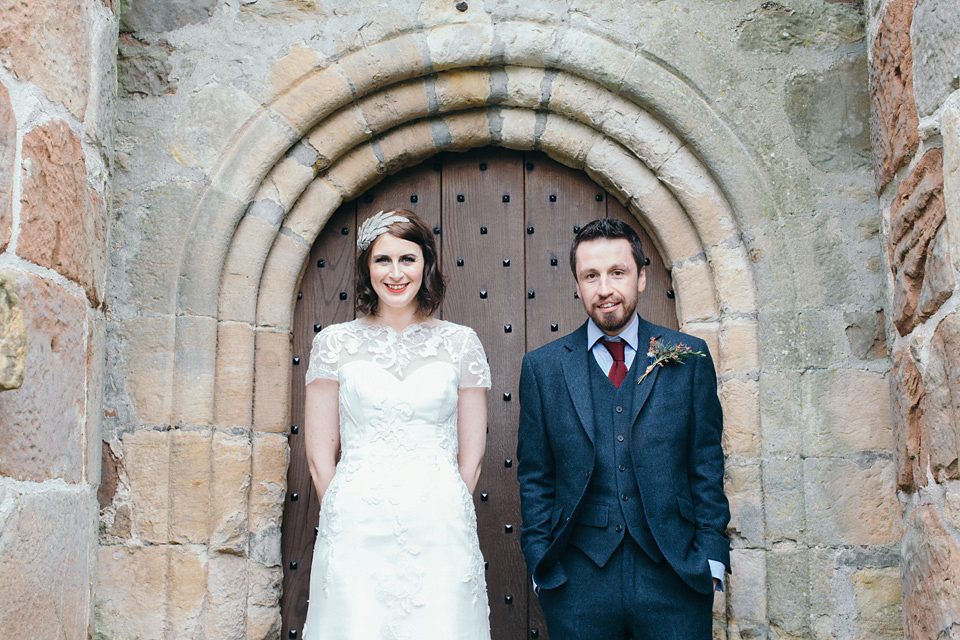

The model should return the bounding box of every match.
[165,20,770,631]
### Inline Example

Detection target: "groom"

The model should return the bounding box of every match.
[517,218,730,639]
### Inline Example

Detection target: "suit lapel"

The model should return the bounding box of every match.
[561,322,596,444]
[630,317,662,426]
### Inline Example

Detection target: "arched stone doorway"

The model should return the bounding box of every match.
[280,148,680,639]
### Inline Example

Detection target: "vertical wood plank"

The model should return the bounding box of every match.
[439,149,528,640]
[281,201,356,640]
[606,198,679,331]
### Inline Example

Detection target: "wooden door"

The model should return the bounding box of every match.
[282,149,678,640]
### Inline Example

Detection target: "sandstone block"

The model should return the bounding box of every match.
[759,371,803,457]
[0,488,94,640]
[0,272,26,390]
[378,120,438,176]
[784,56,872,172]
[738,2,864,54]
[425,23,492,72]
[123,428,170,542]
[117,34,176,97]
[944,102,960,273]
[670,259,720,325]
[173,315,218,426]
[282,178,342,247]
[361,78,430,133]
[305,104,370,173]
[0,0,91,118]
[924,313,960,482]
[717,320,760,376]
[324,143,385,201]
[538,114,598,170]
[95,545,167,640]
[87,308,105,485]
[852,567,903,640]
[211,432,251,553]
[502,66,546,109]
[719,378,761,458]
[901,505,960,640]
[803,369,892,456]
[120,0,216,33]
[893,350,926,492]
[340,35,427,95]
[499,108,537,151]
[250,432,289,534]
[265,43,326,105]
[442,111,494,153]
[725,463,764,547]
[658,147,740,249]
[261,153,315,214]
[869,0,919,192]
[763,456,805,544]
[247,560,283,610]
[114,316,176,426]
[728,549,767,638]
[0,84,13,253]
[274,67,355,142]
[804,456,896,546]
[167,545,208,638]
[767,549,810,637]
[706,242,758,317]
[219,214,280,324]
[917,224,955,317]
[253,329,292,433]
[909,0,960,117]
[206,553,248,639]
[0,273,86,482]
[257,233,311,331]
[215,322,255,428]
[551,27,633,91]
[548,72,617,132]
[889,156,946,335]
[843,309,887,360]
[248,603,282,640]
[18,120,106,304]
[169,429,212,543]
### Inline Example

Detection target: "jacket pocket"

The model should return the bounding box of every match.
[550,507,565,532]
[677,495,696,523]
[575,502,609,528]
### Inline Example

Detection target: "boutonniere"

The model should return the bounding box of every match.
[637,336,706,384]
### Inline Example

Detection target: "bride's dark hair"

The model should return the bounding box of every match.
[355,209,446,317]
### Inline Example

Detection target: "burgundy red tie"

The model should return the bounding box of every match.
[600,339,627,388]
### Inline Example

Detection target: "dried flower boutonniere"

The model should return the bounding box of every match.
[637,336,706,384]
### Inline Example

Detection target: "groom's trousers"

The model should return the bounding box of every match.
[536,537,714,640]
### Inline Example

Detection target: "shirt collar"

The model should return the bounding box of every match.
[586,313,640,352]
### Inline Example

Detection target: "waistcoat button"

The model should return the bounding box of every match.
[615,524,622,533]
[618,464,626,472]
[615,406,623,413]
[617,435,624,442]
[621,494,628,502]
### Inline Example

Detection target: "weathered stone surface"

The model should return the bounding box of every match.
[206,553,247,639]
[95,545,167,640]
[785,56,872,172]
[901,505,960,640]
[893,350,926,492]
[265,43,326,104]
[0,273,86,482]
[944,102,960,274]
[211,431,251,554]
[804,456,896,546]
[112,316,176,426]
[0,488,94,640]
[909,0,960,118]
[250,433,288,535]
[169,429,212,543]
[253,329,293,433]
[0,84,13,253]
[924,313,960,482]
[738,2,864,54]
[843,309,887,360]
[171,83,262,175]
[767,549,809,637]
[0,273,26,391]
[117,34,177,97]
[869,0,919,193]
[123,428,171,542]
[918,224,955,317]
[18,120,106,304]
[764,456,805,544]
[728,549,767,639]
[167,546,208,639]
[120,0,217,34]
[719,378,761,458]
[803,369,892,456]
[725,463,764,547]
[888,148,945,335]
[852,567,903,640]
[0,0,91,118]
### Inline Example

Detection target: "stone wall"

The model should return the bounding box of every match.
[0,0,116,638]
[94,1,903,639]
[869,0,960,636]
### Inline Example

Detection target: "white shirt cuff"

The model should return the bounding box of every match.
[708,559,725,592]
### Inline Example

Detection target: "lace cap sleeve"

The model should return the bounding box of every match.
[305,325,341,385]
[458,326,491,389]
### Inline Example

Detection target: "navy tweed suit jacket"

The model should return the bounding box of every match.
[516,317,731,595]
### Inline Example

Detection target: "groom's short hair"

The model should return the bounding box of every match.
[569,218,646,276]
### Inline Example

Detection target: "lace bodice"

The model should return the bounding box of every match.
[306,319,491,462]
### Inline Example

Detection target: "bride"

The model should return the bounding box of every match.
[301,209,492,639]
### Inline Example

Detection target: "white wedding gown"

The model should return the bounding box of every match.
[302,319,492,640]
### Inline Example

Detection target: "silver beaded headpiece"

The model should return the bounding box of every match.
[356,210,410,251]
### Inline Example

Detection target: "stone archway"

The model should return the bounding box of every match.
[134,22,771,636]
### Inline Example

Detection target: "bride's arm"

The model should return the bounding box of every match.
[305,378,341,503]
[457,386,487,495]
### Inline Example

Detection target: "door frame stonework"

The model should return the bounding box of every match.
[145,22,770,636]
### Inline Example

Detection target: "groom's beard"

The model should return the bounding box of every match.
[587,293,639,335]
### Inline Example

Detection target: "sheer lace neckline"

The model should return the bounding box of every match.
[353,319,442,335]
